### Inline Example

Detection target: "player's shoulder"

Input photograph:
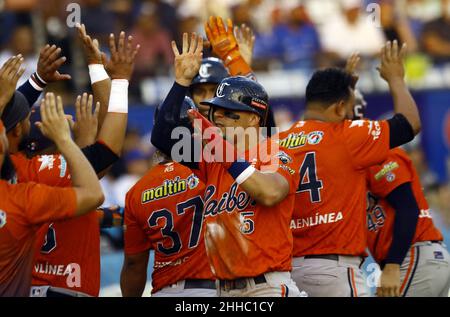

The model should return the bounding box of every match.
[127,162,203,204]
[368,147,412,181]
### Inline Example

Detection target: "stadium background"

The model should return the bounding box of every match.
[2,0,449,296]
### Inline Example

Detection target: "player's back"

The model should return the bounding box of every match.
[280,119,390,257]
[366,147,443,263]
[0,180,76,296]
[11,153,101,296]
[124,162,214,293]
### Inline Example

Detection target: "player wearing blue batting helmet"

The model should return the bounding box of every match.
[189,57,230,117]
[201,76,270,127]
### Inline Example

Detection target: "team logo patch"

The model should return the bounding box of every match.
[386,172,396,182]
[275,151,292,164]
[434,251,444,260]
[0,210,7,228]
[38,155,56,172]
[141,173,199,203]
[374,161,399,180]
[187,174,200,189]
[280,131,324,149]
[307,131,324,145]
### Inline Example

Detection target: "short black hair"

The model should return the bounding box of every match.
[305,68,356,107]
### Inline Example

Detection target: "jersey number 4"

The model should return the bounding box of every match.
[297,152,323,203]
[148,196,204,256]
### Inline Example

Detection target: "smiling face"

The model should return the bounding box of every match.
[211,106,260,142]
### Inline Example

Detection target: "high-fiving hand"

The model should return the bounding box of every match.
[377,40,407,83]
[0,55,25,114]
[171,33,203,87]
[104,31,140,80]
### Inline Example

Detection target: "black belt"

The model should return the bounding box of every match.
[184,279,216,289]
[46,289,75,297]
[304,254,339,261]
[219,274,266,290]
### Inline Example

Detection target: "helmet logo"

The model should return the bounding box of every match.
[199,63,212,78]
[216,83,230,98]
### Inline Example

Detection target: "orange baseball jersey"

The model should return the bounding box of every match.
[11,153,100,296]
[282,119,391,257]
[124,161,214,293]
[365,147,443,263]
[0,180,76,297]
[193,141,300,280]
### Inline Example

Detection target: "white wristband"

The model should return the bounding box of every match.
[236,166,256,185]
[108,79,129,113]
[28,77,44,91]
[35,71,48,85]
[88,64,109,84]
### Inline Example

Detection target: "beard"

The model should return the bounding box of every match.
[0,153,17,183]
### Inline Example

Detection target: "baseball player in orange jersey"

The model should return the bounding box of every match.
[152,33,304,297]
[0,92,104,297]
[366,147,450,297]
[121,97,216,297]
[1,27,139,297]
[285,41,422,297]
[346,57,450,297]
[122,157,216,297]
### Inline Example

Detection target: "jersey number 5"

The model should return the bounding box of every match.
[297,152,323,203]
[148,196,204,256]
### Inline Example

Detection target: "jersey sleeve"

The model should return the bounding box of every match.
[367,150,413,198]
[343,120,390,170]
[123,189,152,255]
[24,154,72,186]
[13,182,77,225]
[259,140,300,194]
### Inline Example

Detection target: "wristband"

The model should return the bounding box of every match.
[29,73,46,91]
[88,64,109,84]
[228,160,254,183]
[35,71,47,85]
[108,79,129,113]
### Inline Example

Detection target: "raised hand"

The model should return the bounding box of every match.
[205,16,239,65]
[345,52,360,75]
[0,55,25,114]
[234,23,255,66]
[377,40,408,83]
[72,93,100,148]
[103,31,140,80]
[171,33,203,87]
[35,93,71,145]
[76,23,104,65]
[37,45,71,82]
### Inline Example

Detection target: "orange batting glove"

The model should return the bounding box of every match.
[205,16,253,78]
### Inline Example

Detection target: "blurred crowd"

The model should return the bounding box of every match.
[2,0,450,99]
[1,0,449,248]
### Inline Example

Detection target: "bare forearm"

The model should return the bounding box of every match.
[120,267,147,297]
[240,171,289,207]
[92,78,111,130]
[55,138,103,213]
[388,78,421,134]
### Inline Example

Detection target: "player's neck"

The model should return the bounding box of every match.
[303,110,328,122]
[304,107,342,123]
